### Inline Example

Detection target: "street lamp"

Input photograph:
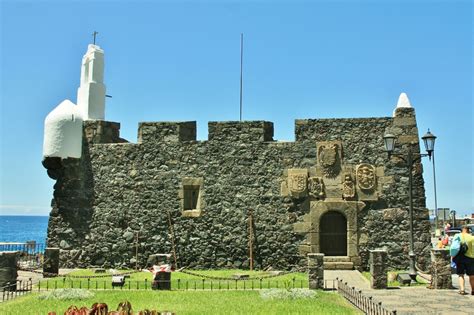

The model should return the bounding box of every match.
[422,130,440,233]
[383,129,436,281]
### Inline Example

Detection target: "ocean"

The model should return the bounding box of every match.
[0,216,49,244]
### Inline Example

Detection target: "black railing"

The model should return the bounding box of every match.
[0,242,45,269]
[336,278,396,315]
[35,277,309,291]
[1,279,33,302]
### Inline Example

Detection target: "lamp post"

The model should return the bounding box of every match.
[431,151,439,235]
[383,129,436,281]
[450,210,456,228]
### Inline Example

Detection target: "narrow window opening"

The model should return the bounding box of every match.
[183,186,200,211]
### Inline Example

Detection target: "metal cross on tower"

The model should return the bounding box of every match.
[92,31,99,45]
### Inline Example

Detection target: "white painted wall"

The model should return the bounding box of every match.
[77,44,106,120]
[43,99,83,158]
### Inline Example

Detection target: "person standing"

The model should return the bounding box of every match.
[453,225,474,295]
[445,223,451,233]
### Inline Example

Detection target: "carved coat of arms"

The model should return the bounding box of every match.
[308,177,325,199]
[287,169,308,198]
[318,143,340,178]
[288,174,307,193]
[356,164,376,190]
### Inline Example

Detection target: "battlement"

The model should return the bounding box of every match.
[89,110,418,145]
[208,121,274,142]
[84,120,124,144]
[138,121,197,143]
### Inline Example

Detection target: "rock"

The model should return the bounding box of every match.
[123,231,135,242]
[59,240,72,250]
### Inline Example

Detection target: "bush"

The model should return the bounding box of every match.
[39,289,95,301]
[260,289,317,300]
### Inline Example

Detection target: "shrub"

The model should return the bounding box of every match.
[260,288,318,300]
[39,289,95,301]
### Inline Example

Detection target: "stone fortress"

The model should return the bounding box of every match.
[42,44,431,271]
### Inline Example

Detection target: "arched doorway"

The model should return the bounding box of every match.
[320,211,347,256]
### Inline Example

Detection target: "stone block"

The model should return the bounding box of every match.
[0,251,18,290]
[308,253,324,289]
[43,248,60,277]
[293,222,310,233]
[336,262,354,270]
[392,116,417,126]
[430,249,453,289]
[369,249,387,289]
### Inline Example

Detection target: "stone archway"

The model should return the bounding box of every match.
[294,200,365,268]
[320,211,347,256]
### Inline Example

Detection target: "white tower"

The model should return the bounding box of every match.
[77,44,106,120]
[43,43,107,159]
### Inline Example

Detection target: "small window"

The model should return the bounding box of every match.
[181,178,203,217]
[183,186,200,210]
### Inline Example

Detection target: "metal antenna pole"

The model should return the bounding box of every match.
[240,33,243,122]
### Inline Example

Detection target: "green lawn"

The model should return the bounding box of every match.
[34,269,309,291]
[0,290,361,315]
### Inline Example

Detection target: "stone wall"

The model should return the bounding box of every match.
[44,108,431,271]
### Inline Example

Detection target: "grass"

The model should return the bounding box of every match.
[361,270,428,287]
[34,269,309,291]
[0,290,362,315]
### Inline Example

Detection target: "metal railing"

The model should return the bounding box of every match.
[336,278,396,315]
[35,277,309,291]
[0,242,45,269]
[1,279,33,302]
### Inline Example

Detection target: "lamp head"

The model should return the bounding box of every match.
[383,133,397,157]
[422,129,436,159]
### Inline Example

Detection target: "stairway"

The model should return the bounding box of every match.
[323,256,354,270]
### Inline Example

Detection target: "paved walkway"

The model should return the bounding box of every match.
[325,270,474,315]
[17,268,76,284]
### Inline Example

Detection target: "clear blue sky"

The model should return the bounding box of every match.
[0,0,472,216]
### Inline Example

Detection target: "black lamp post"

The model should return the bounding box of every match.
[383,129,436,281]
[450,210,456,228]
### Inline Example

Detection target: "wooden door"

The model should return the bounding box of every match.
[320,211,347,256]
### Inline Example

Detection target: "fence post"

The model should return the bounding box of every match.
[43,248,59,278]
[430,248,453,289]
[369,249,388,289]
[308,253,324,289]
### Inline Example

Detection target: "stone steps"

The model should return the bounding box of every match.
[323,256,354,270]
[324,262,354,270]
[323,256,351,262]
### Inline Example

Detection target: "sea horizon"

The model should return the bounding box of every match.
[0,215,49,244]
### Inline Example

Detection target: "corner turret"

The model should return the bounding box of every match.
[43,99,83,159]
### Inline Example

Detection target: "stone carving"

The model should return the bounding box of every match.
[342,173,355,199]
[308,177,325,199]
[356,164,376,190]
[287,169,308,198]
[289,175,306,193]
[317,142,341,178]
